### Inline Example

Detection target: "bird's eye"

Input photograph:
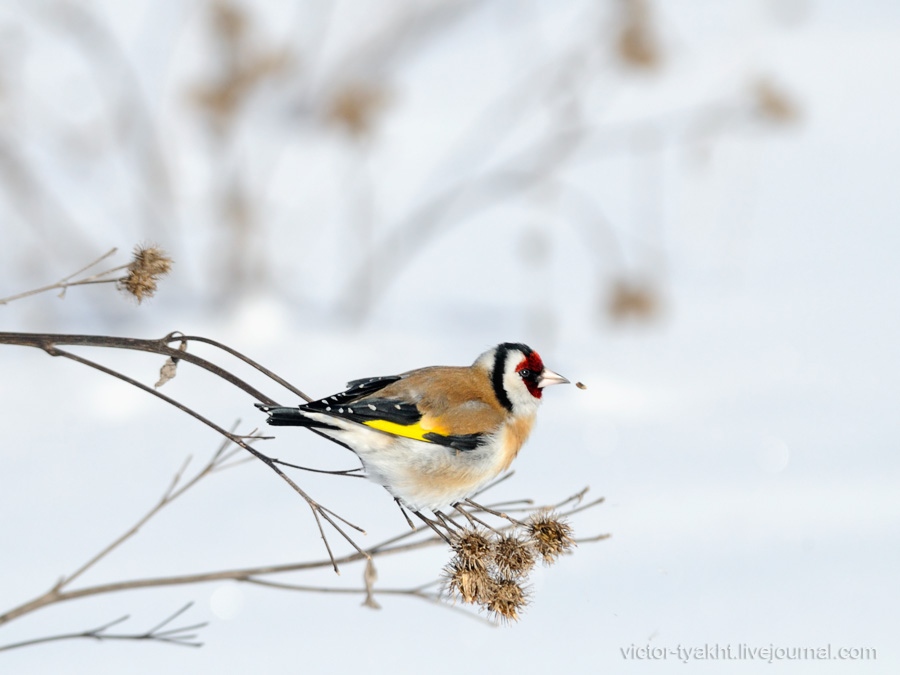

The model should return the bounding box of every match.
[519,369,532,379]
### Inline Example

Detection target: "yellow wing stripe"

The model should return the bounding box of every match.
[363,419,448,442]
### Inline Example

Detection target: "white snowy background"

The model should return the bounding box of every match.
[0,0,898,673]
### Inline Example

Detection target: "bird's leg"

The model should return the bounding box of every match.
[394,497,417,531]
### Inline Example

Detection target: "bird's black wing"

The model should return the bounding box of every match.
[265,374,485,451]
[300,375,426,426]
[303,375,402,409]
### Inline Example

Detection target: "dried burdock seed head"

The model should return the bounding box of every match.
[752,78,799,125]
[451,528,493,571]
[327,83,389,138]
[211,0,248,45]
[527,512,575,564]
[133,245,173,277]
[492,534,536,580]
[119,245,173,304]
[607,278,661,322]
[616,0,662,69]
[482,578,529,624]
[443,559,494,605]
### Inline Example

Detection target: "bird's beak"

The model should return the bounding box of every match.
[537,368,570,388]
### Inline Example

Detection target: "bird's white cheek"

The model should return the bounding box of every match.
[504,373,542,414]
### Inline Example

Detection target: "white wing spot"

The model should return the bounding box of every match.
[348,408,354,413]
[368,404,376,411]
[338,408,344,413]
[395,404,402,410]
[325,406,331,412]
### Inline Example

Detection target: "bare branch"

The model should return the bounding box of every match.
[0,248,122,305]
[59,424,251,591]
[0,330,607,635]
[167,334,313,402]
[0,331,370,577]
[0,604,206,652]
[0,331,278,404]
[0,476,606,631]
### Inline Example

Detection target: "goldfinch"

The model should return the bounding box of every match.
[257,343,568,513]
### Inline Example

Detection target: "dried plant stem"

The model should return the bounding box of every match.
[58,428,246,593]
[477,486,597,515]
[340,110,585,320]
[433,511,464,533]
[394,498,417,531]
[268,457,365,477]
[0,458,604,633]
[54,346,368,572]
[169,333,313,402]
[241,577,439,597]
[463,498,527,527]
[0,331,608,635]
[452,504,502,535]
[242,577,492,624]
[0,331,277,402]
[0,248,122,305]
[0,603,206,652]
[559,495,607,518]
[0,331,368,574]
[0,491,607,630]
[412,511,453,544]
[0,528,443,629]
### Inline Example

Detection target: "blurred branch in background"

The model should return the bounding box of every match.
[0,0,809,657]
[45,1,177,239]
[0,0,799,329]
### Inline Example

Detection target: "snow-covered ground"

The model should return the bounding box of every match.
[1,1,898,673]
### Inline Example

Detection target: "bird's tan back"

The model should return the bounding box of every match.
[370,365,506,436]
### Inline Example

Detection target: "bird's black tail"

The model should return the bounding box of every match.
[255,403,339,429]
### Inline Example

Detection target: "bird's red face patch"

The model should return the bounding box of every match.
[516,352,544,398]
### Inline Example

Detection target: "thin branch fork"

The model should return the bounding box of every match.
[0,427,432,631]
[0,524,445,629]
[0,331,366,574]
[0,331,297,404]
[57,428,248,594]
[0,477,607,630]
[0,330,609,637]
[0,248,123,305]
[0,603,207,652]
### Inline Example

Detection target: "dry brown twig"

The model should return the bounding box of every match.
[0,329,368,576]
[0,431,605,649]
[0,245,173,306]
[0,249,606,644]
[0,405,605,643]
[0,603,207,652]
[0,329,607,617]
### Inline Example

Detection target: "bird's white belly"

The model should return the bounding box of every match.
[358,435,505,512]
[305,411,518,512]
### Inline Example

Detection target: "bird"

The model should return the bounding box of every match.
[256,343,569,514]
